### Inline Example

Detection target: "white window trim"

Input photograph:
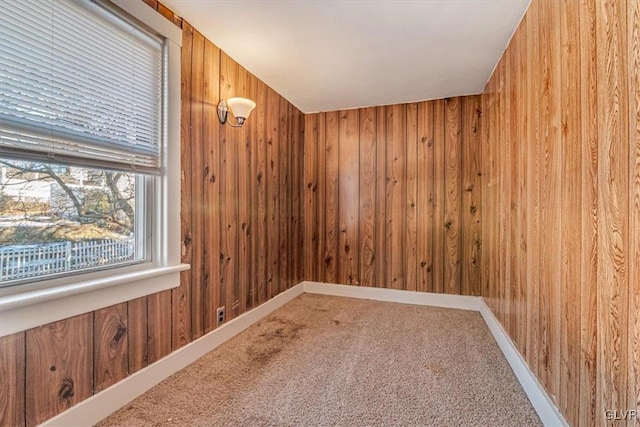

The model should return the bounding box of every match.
[0,0,188,337]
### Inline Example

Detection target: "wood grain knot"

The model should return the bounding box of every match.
[444,220,453,229]
[470,205,477,214]
[420,261,427,267]
[59,378,74,400]
[112,324,127,344]
[257,172,263,183]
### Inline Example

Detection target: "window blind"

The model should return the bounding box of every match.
[0,0,164,174]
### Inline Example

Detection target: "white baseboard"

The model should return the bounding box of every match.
[42,283,305,427]
[42,281,566,427]
[302,281,481,311]
[478,298,568,427]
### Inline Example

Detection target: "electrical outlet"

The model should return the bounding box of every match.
[216,306,225,326]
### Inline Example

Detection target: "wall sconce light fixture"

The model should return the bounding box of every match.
[217,97,256,127]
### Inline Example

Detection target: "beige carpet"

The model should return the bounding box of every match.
[99,294,541,426]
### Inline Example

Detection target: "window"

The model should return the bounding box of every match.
[0,0,185,335]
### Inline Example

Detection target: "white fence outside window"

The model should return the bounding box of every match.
[0,238,135,282]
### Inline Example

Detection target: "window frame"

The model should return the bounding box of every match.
[0,0,188,337]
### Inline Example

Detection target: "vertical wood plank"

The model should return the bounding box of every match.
[385,104,406,290]
[219,53,239,318]
[278,96,290,294]
[596,0,629,422]
[127,297,147,374]
[579,0,599,423]
[417,101,434,293]
[26,314,92,426]
[338,109,360,285]
[147,290,171,364]
[461,96,482,296]
[237,66,253,312]
[202,39,221,332]
[266,88,280,297]
[303,114,319,281]
[254,80,268,305]
[189,30,205,339]
[444,98,462,295]
[559,0,582,423]
[315,113,327,281]
[0,333,25,427]
[375,106,387,287]
[175,21,193,351]
[324,111,340,283]
[405,103,418,292]
[432,99,445,293]
[525,0,541,380]
[359,107,376,287]
[628,0,640,421]
[93,304,127,393]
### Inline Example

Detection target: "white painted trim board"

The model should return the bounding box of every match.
[42,281,566,427]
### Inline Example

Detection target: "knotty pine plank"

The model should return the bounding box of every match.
[324,111,340,283]
[315,113,327,281]
[405,103,418,292]
[175,20,193,350]
[0,332,25,427]
[189,30,205,339]
[432,99,446,294]
[93,304,128,393]
[417,101,434,293]
[265,87,280,298]
[202,38,221,333]
[578,0,599,423]
[278,96,290,294]
[559,0,582,423]
[338,109,360,285]
[127,297,148,374]
[596,0,629,422]
[444,97,462,295]
[254,80,268,305]
[374,106,387,288]
[359,107,377,287]
[147,290,171,364]
[26,314,93,426]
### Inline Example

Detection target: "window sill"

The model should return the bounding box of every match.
[0,263,190,337]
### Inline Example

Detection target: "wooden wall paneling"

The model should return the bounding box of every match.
[147,291,172,364]
[266,88,280,298]
[338,109,360,285]
[93,304,128,393]
[254,80,268,305]
[359,107,377,287]
[219,53,240,318]
[405,103,418,292]
[559,0,582,423]
[175,21,193,350]
[385,104,406,290]
[237,66,253,312]
[189,30,205,338]
[26,314,93,426]
[416,101,434,293]
[628,0,640,418]
[444,98,462,295]
[525,0,541,379]
[432,100,445,293]
[0,333,25,427]
[202,39,222,333]
[315,113,327,281]
[156,3,182,28]
[596,0,629,421]
[578,0,599,423]
[127,297,148,374]
[461,96,482,296]
[537,0,562,398]
[496,57,508,333]
[374,106,387,287]
[324,111,340,283]
[513,21,528,360]
[507,39,519,341]
[278,96,290,294]
[303,114,318,281]
[289,107,303,288]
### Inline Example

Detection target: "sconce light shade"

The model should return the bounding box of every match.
[218,97,256,127]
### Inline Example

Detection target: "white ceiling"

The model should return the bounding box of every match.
[163,0,530,113]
